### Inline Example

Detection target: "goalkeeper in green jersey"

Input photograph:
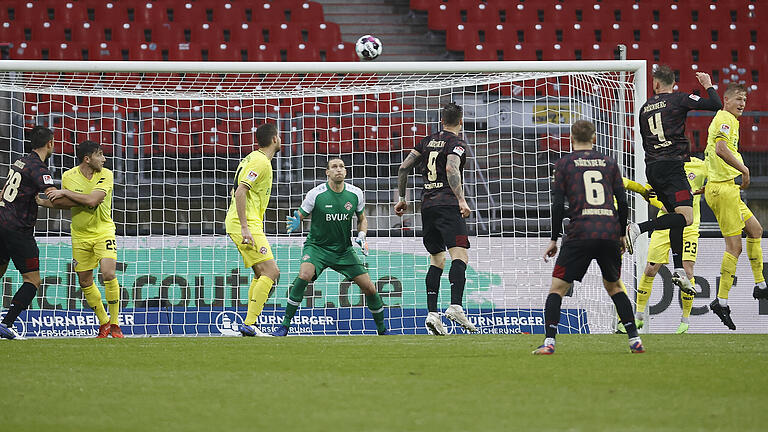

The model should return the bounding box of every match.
[271,158,389,336]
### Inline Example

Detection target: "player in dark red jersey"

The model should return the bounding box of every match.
[626,65,722,296]
[395,102,477,335]
[0,126,67,339]
[533,120,643,355]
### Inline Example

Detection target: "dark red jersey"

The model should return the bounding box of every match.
[414,130,468,209]
[0,153,54,233]
[551,150,627,242]
[639,87,721,163]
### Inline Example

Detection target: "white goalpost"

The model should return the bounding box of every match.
[0,60,647,337]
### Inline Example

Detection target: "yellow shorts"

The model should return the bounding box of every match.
[228,231,274,268]
[705,180,754,237]
[72,235,118,272]
[647,228,699,264]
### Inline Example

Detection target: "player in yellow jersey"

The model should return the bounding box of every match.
[704,83,768,330]
[626,158,707,334]
[41,141,123,338]
[225,123,281,337]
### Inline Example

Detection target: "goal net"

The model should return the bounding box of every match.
[0,60,646,337]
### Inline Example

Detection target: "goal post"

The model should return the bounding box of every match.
[0,60,647,337]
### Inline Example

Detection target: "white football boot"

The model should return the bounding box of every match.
[444,304,478,333]
[425,312,447,335]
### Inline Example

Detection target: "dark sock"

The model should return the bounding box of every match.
[425,265,442,312]
[544,293,562,339]
[670,226,684,268]
[449,260,467,306]
[611,291,639,339]
[639,213,686,234]
[2,282,37,327]
[282,277,309,328]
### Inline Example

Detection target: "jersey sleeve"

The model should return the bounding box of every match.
[446,138,468,160]
[414,136,428,154]
[32,164,55,192]
[681,88,723,112]
[299,186,321,216]
[352,186,365,214]
[240,158,269,190]
[94,170,113,194]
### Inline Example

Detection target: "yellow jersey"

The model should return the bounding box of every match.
[705,109,742,182]
[225,150,273,233]
[62,166,115,240]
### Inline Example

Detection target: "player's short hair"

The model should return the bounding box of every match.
[29,125,54,149]
[77,140,102,162]
[652,65,675,86]
[326,157,344,168]
[724,83,747,97]
[255,123,278,148]
[441,102,463,127]
[571,120,596,144]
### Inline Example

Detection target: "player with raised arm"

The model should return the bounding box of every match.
[39,141,124,337]
[395,102,477,335]
[533,120,642,355]
[226,123,281,337]
[704,83,767,330]
[0,126,60,340]
[626,158,708,334]
[271,158,389,336]
[626,66,722,297]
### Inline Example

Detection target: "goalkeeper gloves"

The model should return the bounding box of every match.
[286,210,301,233]
[355,232,369,256]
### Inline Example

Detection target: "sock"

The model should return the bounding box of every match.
[244,276,274,326]
[544,293,562,339]
[717,252,738,304]
[365,292,387,334]
[681,278,694,319]
[611,291,639,339]
[282,277,309,327]
[615,279,628,323]
[747,238,765,285]
[636,274,654,314]
[448,260,467,306]
[105,279,120,325]
[669,226,684,268]
[425,265,442,312]
[1,282,37,327]
[82,283,109,325]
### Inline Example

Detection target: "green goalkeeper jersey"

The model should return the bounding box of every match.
[299,182,365,253]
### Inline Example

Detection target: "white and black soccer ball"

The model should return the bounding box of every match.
[355,35,382,61]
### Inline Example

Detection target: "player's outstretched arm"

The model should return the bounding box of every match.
[286,210,306,233]
[36,191,77,209]
[395,150,421,216]
[690,72,723,111]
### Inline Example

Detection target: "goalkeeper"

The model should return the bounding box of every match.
[271,158,389,336]
[623,157,707,334]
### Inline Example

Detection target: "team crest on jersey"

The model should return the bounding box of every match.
[345,201,352,211]
[453,146,466,156]
[720,123,730,134]
[260,246,268,255]
[42,174,54,185]
[246,170,258,181]
[688,94,701,101]
[688,172,696,180]
[302,254,310,261]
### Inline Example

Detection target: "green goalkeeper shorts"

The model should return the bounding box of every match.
[301,243,367,281]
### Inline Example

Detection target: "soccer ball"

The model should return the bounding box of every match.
[355,35,382,61]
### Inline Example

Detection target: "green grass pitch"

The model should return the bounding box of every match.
[2,334,767,432]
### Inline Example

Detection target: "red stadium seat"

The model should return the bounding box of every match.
[427,3,460,32]
[287,42,320,62]
[130,3,172,26]
[253,1,289,23]
[505,3,539,24]
[464,43,500,61]
[246,44,281,62]
[446,23,481,52]
[188,22,224,45]
[205,43,241,61]
[325,42,357,62]
[266,23,302,48]
[467,1,501,23]
[229,23,267,46]
[172,2,209,25]
[485,23,517,48]
[46,42,84,60]
[167,44,203,61]
[305,22,341,48]
[211,2,248,25]
[292,2,325,23]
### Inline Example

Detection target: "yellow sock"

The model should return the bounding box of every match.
[747,238,765,284]
[244,276,274,326]
[681,278,695,318]
[105,278,121,325]
[718,252,738,300]
[636,274,654,314]
[82,284,109,325]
